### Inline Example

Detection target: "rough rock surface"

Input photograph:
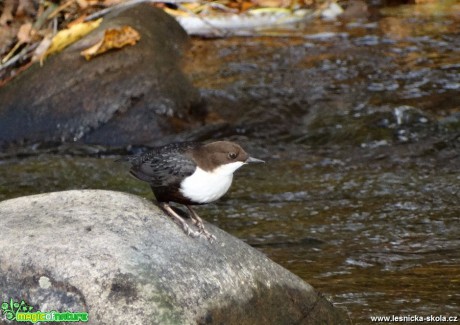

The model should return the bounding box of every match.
[0,4,205,148]
[0,190,349,324]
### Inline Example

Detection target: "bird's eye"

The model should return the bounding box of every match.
[228,152,237,160]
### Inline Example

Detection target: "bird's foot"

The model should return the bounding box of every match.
[182,223,202,238]
[160,203,216,241]
[187,206,216,242]
[197,227,216,242]
[186,206,205,230]
[160,203,201,238]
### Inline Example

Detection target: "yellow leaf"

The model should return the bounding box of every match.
[80,26,140,61]
[163,7,190,17]
[252,0,292,8]
[45,18,102,58]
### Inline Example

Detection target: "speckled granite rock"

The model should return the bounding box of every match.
[0,190,348,324]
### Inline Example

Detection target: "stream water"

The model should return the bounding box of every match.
[181,3,460,322]
[1,2,459,324]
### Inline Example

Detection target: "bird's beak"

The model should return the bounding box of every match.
[246,156,265,164]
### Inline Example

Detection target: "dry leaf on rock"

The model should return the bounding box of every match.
[80,26,140,61]
[44,18,102,59]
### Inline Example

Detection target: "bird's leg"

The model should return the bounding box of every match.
[186,206,216,242]
[159,203,201,238]
[186,206,204,230]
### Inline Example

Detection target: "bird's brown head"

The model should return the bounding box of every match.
[192,141,264,173]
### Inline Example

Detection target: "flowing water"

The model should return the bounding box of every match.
[1,2,459,324]
[181,4,460,322]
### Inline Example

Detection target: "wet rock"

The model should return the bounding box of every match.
[0,190,349,324]
[0,4,205,149]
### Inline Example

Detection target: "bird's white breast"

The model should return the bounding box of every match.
[180,161,245,204]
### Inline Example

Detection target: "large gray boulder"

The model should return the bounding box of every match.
[0,190,348,324]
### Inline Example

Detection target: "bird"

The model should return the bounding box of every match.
[119,141,264,241]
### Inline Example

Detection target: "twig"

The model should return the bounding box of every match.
[48,0,74,19]
[53,16,58,34]
[33,3,58,30]
[2,42,23,64]
[0,43,39,72]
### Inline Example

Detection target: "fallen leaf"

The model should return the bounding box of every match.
[0,0,14,26]
[45,18,102,58]
[76,0,89,9]
[17,0,36,17]
[240,2,256,12]
[181,3,203,13]
[80,26,140,61]
[103,0,125,6]
[17,23,33,44]
[163,7,190,18]
[252,0,292,8]
[1,23,33,64]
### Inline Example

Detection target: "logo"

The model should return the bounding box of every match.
[1,298,88,323]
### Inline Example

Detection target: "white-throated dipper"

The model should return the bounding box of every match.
[119,141,264,241]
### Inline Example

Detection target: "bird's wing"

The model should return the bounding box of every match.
[128,143,197,187]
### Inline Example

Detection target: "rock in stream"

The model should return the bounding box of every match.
[0,4,205,149]
[0,190,348,324]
